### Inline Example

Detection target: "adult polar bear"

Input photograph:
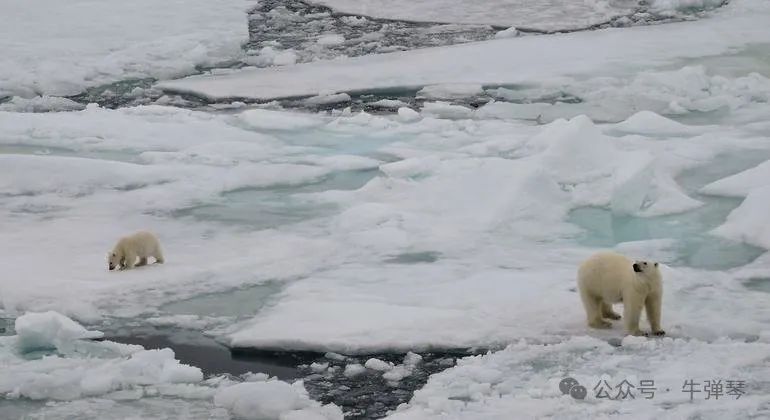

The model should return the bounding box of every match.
[577,251,664,337]
[108,231,164,271]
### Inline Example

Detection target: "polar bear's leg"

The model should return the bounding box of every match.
[622,294,645,336]
[136,257,148,267]
[154,248,164,264]
[645,293,665,336]
[580,289,611,329]
[124,252,137,270]
[601,302,621,320]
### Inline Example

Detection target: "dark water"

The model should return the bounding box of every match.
[108,328,479,419]
[107,331,302,379]
[743,277,770,293]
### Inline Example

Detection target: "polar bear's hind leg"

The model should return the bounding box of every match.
[154,248,164,264]
[601,302,621,320]
[581,289,611,329]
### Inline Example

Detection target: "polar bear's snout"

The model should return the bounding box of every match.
[107,252,121,271]
[632,260,658,274]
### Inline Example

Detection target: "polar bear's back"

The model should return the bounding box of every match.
[577,251,632,301]
[118,230,161,256]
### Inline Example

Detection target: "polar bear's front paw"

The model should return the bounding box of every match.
[652,330,665,336]
[589,320,612,329]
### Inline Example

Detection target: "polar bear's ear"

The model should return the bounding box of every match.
[633,263,642,273]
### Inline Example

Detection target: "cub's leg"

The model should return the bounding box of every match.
[136,257,148,267]
[124,252,137,270]
[153,246,165,264]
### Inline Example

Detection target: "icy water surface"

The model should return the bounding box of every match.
[162,283,284,318]
[107,328,302,379]
[173,169,378,228]
[743,277,770,293]
[105,326,474,419]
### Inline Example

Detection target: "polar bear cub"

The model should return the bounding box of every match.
[108,231,164,271]
[577,251,664,337]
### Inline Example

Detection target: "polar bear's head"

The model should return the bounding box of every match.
[632,260,660,280]
[107,251,124,271]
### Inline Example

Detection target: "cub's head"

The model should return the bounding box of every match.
[632,260,660,280]
[107,251,123,271]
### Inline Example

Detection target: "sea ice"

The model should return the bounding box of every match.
[343,364,366,378]
[370,99,409,109]
[157,1,770,101]
[701,159,770,198]
[1,315,205,401]
[317,34,346,46]
[607,110,704,137]
[246,47,300,67]
[386,336,770,419]
[214,380,343,420]
[3,2,770,417]
[304,93,352,106]
[14,311,104,352]
[493,27,519,39]
[712,186,770,250]
[417,84,484,100]
[0,96,86,113]
[364,358,394,372]
[0,0,252,97]
[308,0,637,31]
[420,102,474,120]
[396,107,421,122]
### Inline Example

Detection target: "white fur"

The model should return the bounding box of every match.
[577,251,663,336]
[108,231,164,271]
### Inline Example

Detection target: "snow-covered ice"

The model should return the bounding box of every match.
[385,336,770,419]
[701,159,770,198]
[1,312,204,400]
[712,186,770,250]
[317,34,346,46]
[308,0,726,31]
[343,364,366,378]
[214,380,342,420]
[157,0,770,101]
[364,358,394,372]
[308,0,638,31]
[416,84,484,100]
[246,47,300,67]
[14,311,104,352]
[608,110,705,137]
[1,312,340,418]
[0,0,252,98]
